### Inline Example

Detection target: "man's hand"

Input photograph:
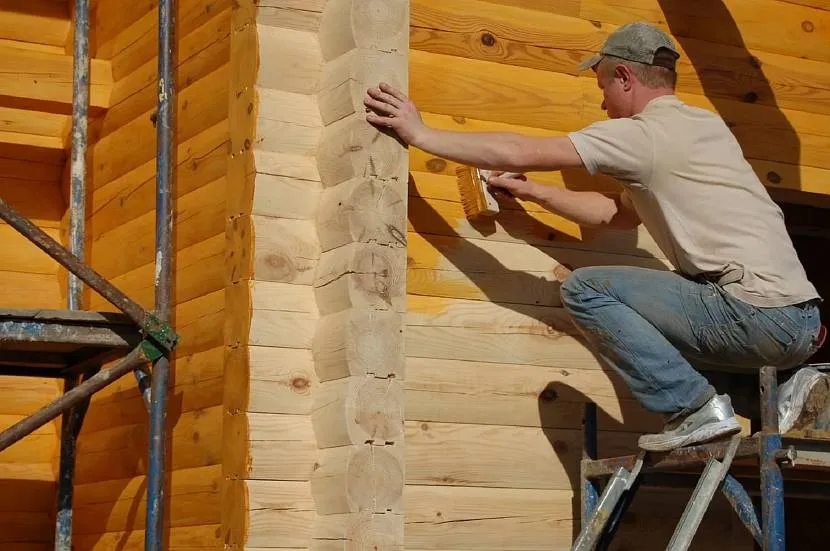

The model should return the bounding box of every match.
[364,83,427,146]
[486,172,541,203]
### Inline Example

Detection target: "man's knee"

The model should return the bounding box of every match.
[560,266,606,307]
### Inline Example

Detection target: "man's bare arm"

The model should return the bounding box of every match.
[364,83,583,172]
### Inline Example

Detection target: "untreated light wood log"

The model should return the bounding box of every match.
[313,376,404,448]
[312,511,404,551]
[318,0,409,61]
[317,113,409,188]
[315,242,407,315]
[317,177,407,252]
[257,25,323,93]
[313,309,405,382]
[311,444,404,514]
[252,215,321,284]
[319,48,407,126]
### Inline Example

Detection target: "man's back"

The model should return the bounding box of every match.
[569,95,819,307]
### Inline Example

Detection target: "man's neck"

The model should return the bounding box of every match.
[632,88,675,115]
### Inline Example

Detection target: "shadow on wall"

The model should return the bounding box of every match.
[654,0,801,191]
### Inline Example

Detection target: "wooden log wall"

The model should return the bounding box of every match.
[404,0,830,548]
[0,1,80,547]
[222,0,409,549]
[68,0,232,549]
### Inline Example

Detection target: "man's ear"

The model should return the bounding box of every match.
[615,64,634,91]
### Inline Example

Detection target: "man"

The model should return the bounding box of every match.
[363,22,828,451]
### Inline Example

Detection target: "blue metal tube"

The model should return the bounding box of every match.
[759,366,786,551]
[721,473,763,546]
[146,0,176,548]
[56,1,91,548]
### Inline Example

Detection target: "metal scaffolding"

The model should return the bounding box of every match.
[0,1,179,550]
[577,365,830,551]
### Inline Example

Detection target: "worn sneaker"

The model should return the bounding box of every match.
[638,394,742,452]
[778,366,830,434]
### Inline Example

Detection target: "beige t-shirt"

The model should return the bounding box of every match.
[568,95,819,308]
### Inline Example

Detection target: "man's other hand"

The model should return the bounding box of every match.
[364,83,427,145]
[487,172,539,202]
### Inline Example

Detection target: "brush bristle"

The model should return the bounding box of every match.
[455,166,498,219]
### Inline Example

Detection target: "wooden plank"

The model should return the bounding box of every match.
[92,64,228,190]
[74,466,220,535]
[0,511,52,544]
[0,225,61,275]
[579,0,830,64]
[257,25,323,94]
[245,480,314,549]
[80,346,223,433]
[0,478,55,512]
[105,6,231,131]
[411,0,830,116]
[89,121,228,236]
[75,406,223,485]
[0,0,70,48]
[0,272,60,309]
[405,421,639,489]
[73,524,221,551]
[0,106,67,140]
[405,485,574,550]
[406,323,602,369]
[108,0,233,81]
[0,176,63,226]
[248,346,317,415]
[410,49,586,132]
[257,0,325,32]
[406,231,671,307]
[0,434,57,464]
[406,354,661,432]
[89,177,226,279]
[88,233,226,313]
[252,216,321,284]
[0,44,111,113]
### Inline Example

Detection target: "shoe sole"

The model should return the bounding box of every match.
[787,375,830,433]
[638,419,742,452]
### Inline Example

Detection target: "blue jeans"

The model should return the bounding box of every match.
[560,266,822,416]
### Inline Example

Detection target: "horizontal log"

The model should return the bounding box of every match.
[257,0,325,32]
[252,216,321,284]
[90,177,226,279]
[255,150,321,182]
[253,172,322,220]
[0,107,66,151]
[579,0,830,64]
[72,524,220,551]
[0,0,70,48]
[312,511,404,551]
[248,346,318,415]
[246,480,314,548]
[108,0,233,81]
[89,121,228,236]
[0,272,61,309]
[0,224,62,275]
[405,420,638,489]
[0,477,56,513]
[75,406,223,485]
[0,44,111,114]
[257,25,323,94]
[405,354,661,432]
[106,11,230,129]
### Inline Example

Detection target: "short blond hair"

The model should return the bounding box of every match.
[597,55,677,89]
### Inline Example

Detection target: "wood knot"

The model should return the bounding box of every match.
[540,388,558,402]
[243,138,251,150]
[743,91,758,103]
[247,102,254,114]
[481,32,496,47]
[590,20,602,28]
[802,20,814,32]
[426,158,447,173]
[766,171,782,185]
[452,115,467,124]
[420,423,429,431]
[291,377,309,392]
[149,112,158,127]
[547,232,557,241]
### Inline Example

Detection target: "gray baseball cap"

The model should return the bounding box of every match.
[578,22,680,72]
